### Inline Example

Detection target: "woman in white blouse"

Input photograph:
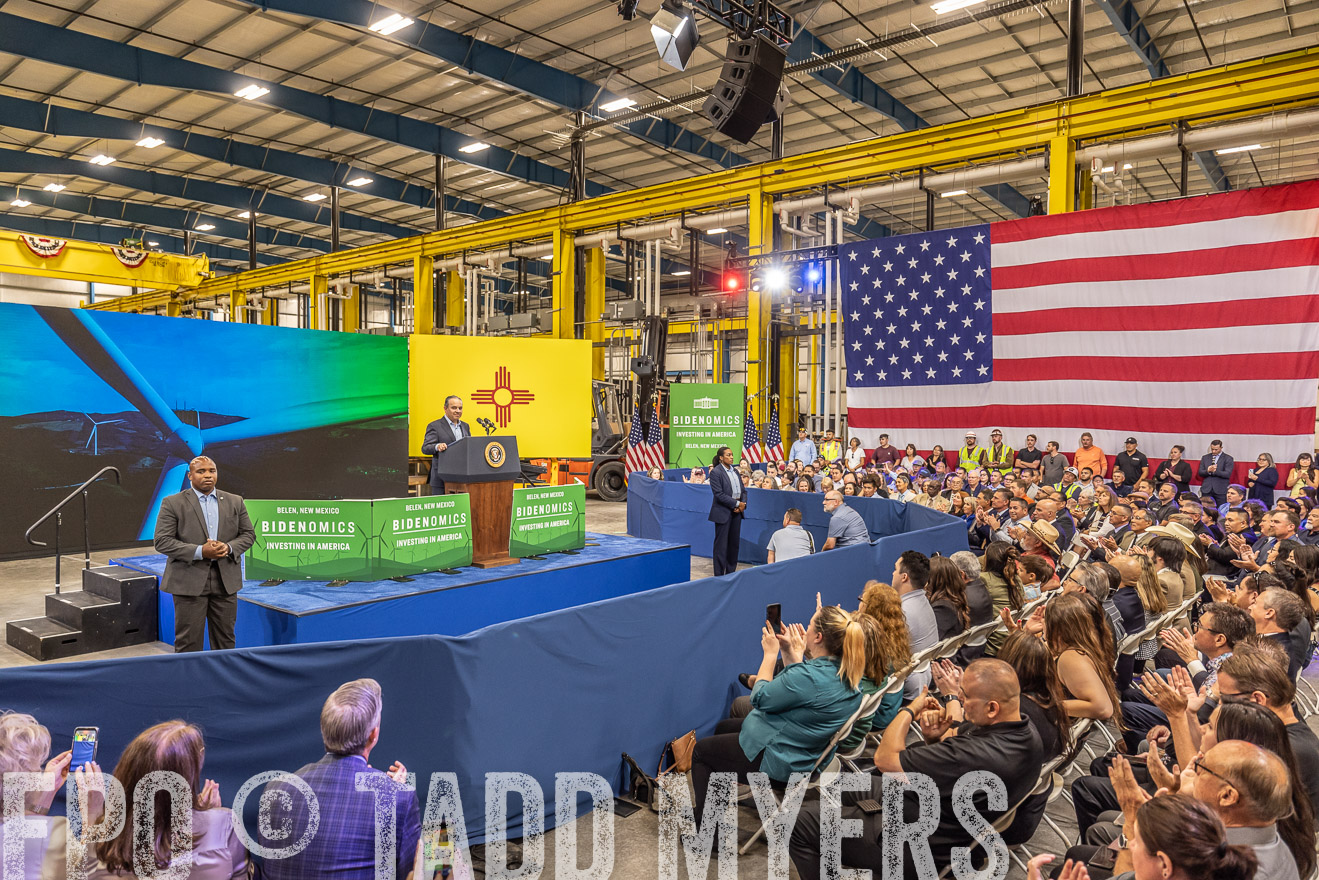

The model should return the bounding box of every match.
[844,437,866,470]
[900,443,926,472]
[90,721,247,880]
[0,711,75,880]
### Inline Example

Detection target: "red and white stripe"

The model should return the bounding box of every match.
[625,443,665,475]
[765,442,785,464]
[846,180,1319,462]
[741,442,765,464]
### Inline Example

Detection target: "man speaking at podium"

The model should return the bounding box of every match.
[422,395,471,494]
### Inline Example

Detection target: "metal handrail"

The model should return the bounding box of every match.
[24,466,121,594]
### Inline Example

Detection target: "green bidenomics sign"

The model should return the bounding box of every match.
[245,496,472,581]
[510,483,586,557]
[668,383,744,468]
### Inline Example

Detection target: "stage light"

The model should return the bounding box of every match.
[805,264,822,284]
[724,272,742,292]
[764,267,787,290]
[651,1,699,72]
[346,176,373,186]
[600,97,638,113]
[459,142,490,154]
[136,136,165,148]
[43,183,66,192]
[369,13,413,35]
[234,84,270,100]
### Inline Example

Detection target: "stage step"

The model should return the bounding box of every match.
[5,566,159,661]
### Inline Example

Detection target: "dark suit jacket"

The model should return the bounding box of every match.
[1205,534,1243,578]
[1198,453,1235,494]
[707,465,744,524]
[153,488,255,596]
[421,418,472,487]
[1111,585,1147,636]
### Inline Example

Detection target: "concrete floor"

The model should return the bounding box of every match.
[5,497,1313,878]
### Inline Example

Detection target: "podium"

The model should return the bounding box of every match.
[432,435,521,569]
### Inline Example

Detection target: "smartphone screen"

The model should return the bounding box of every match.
[766,603,782,633]
[71,727,98,771]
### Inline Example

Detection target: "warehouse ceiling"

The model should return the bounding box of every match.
[0,0,1316,278]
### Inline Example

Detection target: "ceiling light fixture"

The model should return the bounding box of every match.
[600,97,638,113]
[1215,143,1263,155]
[303,192,327,202]
[147,241,159,247]
[88,154,116,166]
[940,189,967,197]
[234,84,270,100]
[195,223,216,231]
[368,13,413,35]
[10,198,31,207]
[136,136,165,149]
[238,211,260,219]
[458,142,490,154]
[43,183,66,192]
[346,176,373,186]
[706,227,728,235]
[1123,163,1133,170]
[930,0,987,13]
[671,270,691,276]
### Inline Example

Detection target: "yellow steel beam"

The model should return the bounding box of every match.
[443,270,464,330]
[582,247,606,380]
[413,256,435,334]
[1048,132,1076,215]
[344,284,361,332]
[308,275,326,331]
[745,188,775,426]
[85,47,1319,315]
[551,228,575,340]
[0,230,209,291]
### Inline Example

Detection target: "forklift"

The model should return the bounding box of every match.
[529,315,668,502]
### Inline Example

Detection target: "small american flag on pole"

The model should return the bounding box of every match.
[764,404,785,464]
[741,403,764,464]
[625,405,667,474]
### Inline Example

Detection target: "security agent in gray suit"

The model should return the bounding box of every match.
[153,456,255,652]
[421,395,472,494]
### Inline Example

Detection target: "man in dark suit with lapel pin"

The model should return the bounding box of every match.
[1197,439,1235,507]
[421,395,472,494]
[153,456,255,652]
[707,446,746,576]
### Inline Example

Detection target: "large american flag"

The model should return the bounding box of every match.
[624,405,666,474]
[764,404,785,464]
[841,181,1319,463]
[741,403,764,463]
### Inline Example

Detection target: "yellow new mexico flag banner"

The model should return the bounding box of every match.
[409,336,592,458]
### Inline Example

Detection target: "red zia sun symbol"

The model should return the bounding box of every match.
[471,366,536,428]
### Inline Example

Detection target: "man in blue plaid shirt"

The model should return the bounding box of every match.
[258,678,421,879]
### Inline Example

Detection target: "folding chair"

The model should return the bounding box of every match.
[737,689,884,855]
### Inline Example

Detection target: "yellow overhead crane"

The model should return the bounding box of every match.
[84,46,1319,430]
[0,230,209,291]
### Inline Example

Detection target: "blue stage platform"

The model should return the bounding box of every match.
[111,532,690,648]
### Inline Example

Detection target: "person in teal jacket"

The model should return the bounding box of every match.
[689,605,870,816]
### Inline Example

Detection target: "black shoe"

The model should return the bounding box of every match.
[738,673,754,690]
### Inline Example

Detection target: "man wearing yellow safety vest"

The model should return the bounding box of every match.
[819,429,843,464]
[1054,466,1084,501]
[956,431,988,471]
[984,429,1014,474]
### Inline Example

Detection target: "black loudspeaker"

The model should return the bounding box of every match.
[702,35,787,144]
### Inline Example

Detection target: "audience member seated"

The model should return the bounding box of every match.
[689,605,871,818]
[765,507,815,563]
[841,581,913,750]
[258,678,420,880]
[92,720,247,880]
[0,711,76,880]
[892,550,937,696]
[787,659,1045,880]
[1248,587,1308,679]
[982,542,1026,656]
[821,490,869,550]
[646,465,663,480]
[926,555,974,642]
[1045,594,1120,722]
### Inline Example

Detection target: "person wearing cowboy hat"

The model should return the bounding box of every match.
[1012,517,1061,566]
[957,431,987,471]
[984,429,1014,475]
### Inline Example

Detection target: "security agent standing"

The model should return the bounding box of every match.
[153,456,256,652]
[421,395,471,494]
[708,446,746,576]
